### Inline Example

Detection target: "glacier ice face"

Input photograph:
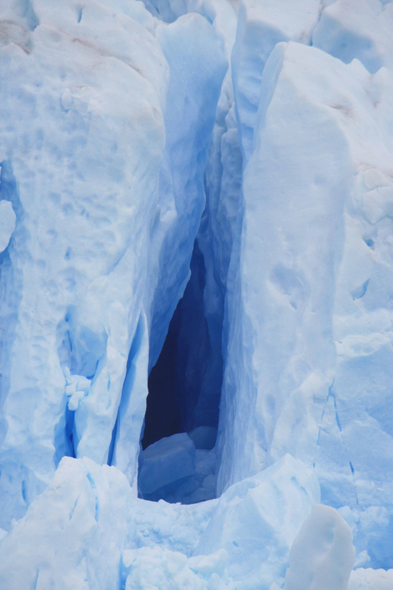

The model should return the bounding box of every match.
[1,0,393,588]
[0,0,168,527]
[0,200,15,253]
[0,0,226,527]
[0,454,317,589]
[110,10,227,487]
[122,546,233,590]
[196,454,320,589]
[216,40,393,518]
[232,0,321,162]
[146,12,227,369]
[313,0,393,74]
[0,457,134,590]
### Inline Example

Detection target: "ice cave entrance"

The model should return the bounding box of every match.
[138,242,223,504]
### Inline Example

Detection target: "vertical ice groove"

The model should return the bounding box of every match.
[147,13,228,371]
[109,312,149,486]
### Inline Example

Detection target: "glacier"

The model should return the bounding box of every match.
[0,0,392,588]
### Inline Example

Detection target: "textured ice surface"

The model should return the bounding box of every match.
[0,455,223,588]
[0,0,393,587]
[0,0,169,528]
[0,457,134,589]
[0,0,226,528]
[349,568,393,590]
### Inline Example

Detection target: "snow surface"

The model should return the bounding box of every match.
[0,0,392,588]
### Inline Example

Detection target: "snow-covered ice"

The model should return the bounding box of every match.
[0,0,392,587]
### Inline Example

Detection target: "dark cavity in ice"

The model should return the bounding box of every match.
[139,241,223,504]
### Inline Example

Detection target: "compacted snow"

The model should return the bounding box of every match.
[0,0,392,588]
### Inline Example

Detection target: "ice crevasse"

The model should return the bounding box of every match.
[0,0,392,588]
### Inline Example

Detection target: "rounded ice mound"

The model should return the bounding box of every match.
[283,504,356,590]
[0,200,16,252]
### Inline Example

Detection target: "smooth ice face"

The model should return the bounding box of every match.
[215,37,393,570]
[283,504,356,590]
[0,200,15,252]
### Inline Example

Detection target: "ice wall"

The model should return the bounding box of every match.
[0,0,392,588]
[0,0,167,527]
[215,16,393,569]
[0,0,226,527]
